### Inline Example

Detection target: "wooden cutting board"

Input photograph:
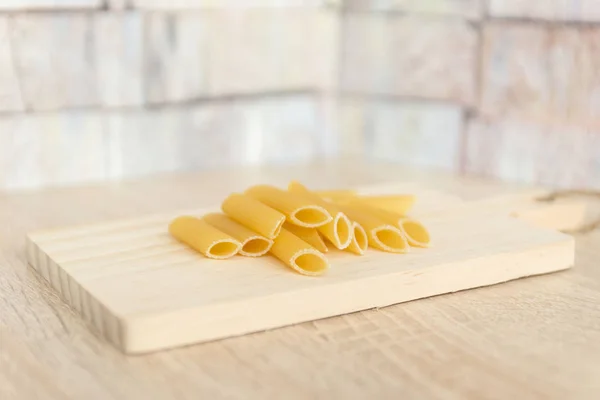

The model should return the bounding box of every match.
[25,184,575,354]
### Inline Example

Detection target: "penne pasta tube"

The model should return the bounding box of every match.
[313,189,357,202]
[347,199,430,248]
[346,222,368,255]
[335,203,409,253]
[283,222,328,253]
[270,228,329,276]
[346,198,403,226]
[169,216,241,259]
[203,213,273,257]
[357,194,416,216]
[221,193,286,239]
[287,181,352,249]
[246,185,332,228]
[399,217,431,248]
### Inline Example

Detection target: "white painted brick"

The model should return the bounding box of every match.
[341,15,476,105]
[480,24,600,125]
[106,96,331,179]
[466,118,600,189]
[364,101,464,171]
[488,0,600,22]
[107,0,130,9]
[144,10,337,101]
[0,17,24,112]
[0,112,107,190]
[207,10,338,95]
[0,1,101,11]
[95,13,144,107]
[186,96,332,167]
[204,10,274,95]
[278,11,339,91]
[344,0,483,20]
[10,15,99,111]
[130,0,326,9]
[106,108,187,179]
[334,98,367,156]
[144,14,209,104]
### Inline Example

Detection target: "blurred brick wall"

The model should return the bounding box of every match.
[1,0,599,190]
[340,0,600,189]
[0,1,339,189]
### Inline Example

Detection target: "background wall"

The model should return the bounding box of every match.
[339,0,600,189]
[0,0,599,190]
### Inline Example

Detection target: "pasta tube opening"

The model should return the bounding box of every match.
[169,216,241,260]
[270,228,329,276]
[292,251,329,275]
[287,181,352,248]
[333,212,352,249]
[246,185,332,228]
[209,241,241,258]
[292,206,331,227]
[203,212,274,257]
[347,222,368,255]
[373,226,409,253]
[400,218,431,248]
[241,237,273,257]
[334,203,409,254]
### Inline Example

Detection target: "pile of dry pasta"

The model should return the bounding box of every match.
[168,182,430,276]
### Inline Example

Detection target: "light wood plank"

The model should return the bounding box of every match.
[26,184,574,353]
[2,161,600,399]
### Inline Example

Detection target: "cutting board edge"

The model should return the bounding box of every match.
[116,236,574,354]
[26,235,127,350]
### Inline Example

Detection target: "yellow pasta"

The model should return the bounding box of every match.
[357,194,416,216]
[399,217,431,248]
[287,181,352,249]
[313,189,357,202]
[346,198,403,226]
[221,193,286,239]
[169,216,241,259]
[203,213,273,257]
[270,228,329,276]
[347,199,430,248]
[335,203,409,253]
[245,185,331,228]
[283,222,328,253]
[346,222,368,255]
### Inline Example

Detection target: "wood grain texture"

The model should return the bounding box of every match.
[24,183,574,353]
[2,160,599,399]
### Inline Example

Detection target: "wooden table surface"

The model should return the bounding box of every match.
[2,159,599,399]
